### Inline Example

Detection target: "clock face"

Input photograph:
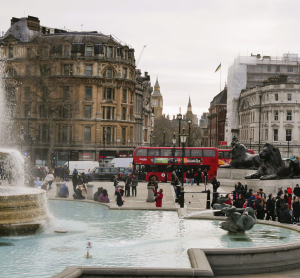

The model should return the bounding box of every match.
[160,101,163,107]
[152,101,157,107]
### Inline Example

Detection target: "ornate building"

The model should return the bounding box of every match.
[151,78,163,119]
[0,15,146,165]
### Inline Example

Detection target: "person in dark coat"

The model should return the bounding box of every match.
[294,184,300,199]
[81,172,88,185]
[190,169,195,185]
[116,187,124,207]
[211,176,218,193]
[245,189,253,199]
[131,174,138,197]
[124,174,132,197]
[72,172,78,192]
[203,168,208,184]
[196,168,202,185]
[293,196,300,223]
[280,204,292,224]
[276,187,283,199]
[73,187,85,199]
[276,194,285,222]
[113,175,119,196]
[234,194,245,209]
[256,200,266,220]
[186,170,191,185]
[266,194,276,221]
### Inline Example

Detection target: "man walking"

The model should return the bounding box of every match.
[132,174,138,197]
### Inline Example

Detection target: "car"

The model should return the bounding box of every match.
[118,167,133,181]
[85,167,119,182]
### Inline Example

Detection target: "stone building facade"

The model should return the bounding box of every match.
[0,16,149,165]
[238,75,300,157]
[208,87,227,147]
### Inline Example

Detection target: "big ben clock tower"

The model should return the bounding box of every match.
[151,77,163,119]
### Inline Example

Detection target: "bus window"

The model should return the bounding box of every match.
[161,149,173,157]
[184,150,191,157]
[224,151,231,158]
[191,149,202,157]
[203,149,216,157]
[175,150,182,157]
[218,151,224,158]
[149,149,160,156]
[136,149,147,156]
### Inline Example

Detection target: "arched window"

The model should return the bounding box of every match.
[103,69,115,78]
[6,69,17,77]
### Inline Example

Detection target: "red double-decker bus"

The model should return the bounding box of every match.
[133,147,218,182]
[218,149,255,166]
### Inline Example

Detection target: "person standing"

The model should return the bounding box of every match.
[276,194,285,222]
[113,175,119,196]
[131,174,138,197]
[45,172,55,191]
[294,184,300,199]
[190,169,195,186]
[256,200,266,220]
[266,194,276,221]
[203,168,208,185]
[153,188,163,207]
[196,168,202,185]
[124,174,132,197]
[116,187,124,207]
[186,170,191,186]
[293,196,300,223]
[72,171,78,192]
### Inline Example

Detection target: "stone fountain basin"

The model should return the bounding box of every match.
[0,186,48,236]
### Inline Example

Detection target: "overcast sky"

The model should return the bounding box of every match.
[1,0,300,120]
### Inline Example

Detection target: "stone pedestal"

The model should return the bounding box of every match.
[55,183,63,197]
[147,186,155,202]
[86,184,94,200]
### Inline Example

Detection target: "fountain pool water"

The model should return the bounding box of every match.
[0,200,299,278]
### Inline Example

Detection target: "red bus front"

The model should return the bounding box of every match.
[133,147,218,182]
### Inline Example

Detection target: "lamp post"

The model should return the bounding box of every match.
[172,132,176,172]
[103,129,106,165]
[259,95,262,153]
[163,128,166,147]
[150,130,153,147]
[188,118,192,147]
[177,113,182,147]
[250,137,252,150]
[179,128,188,208]
[20,126,24,150]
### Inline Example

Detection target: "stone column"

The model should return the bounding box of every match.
[55,183,63,197]
[86,184,94,200]
[147,185,155,202]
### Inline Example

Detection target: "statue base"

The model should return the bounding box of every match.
[217,168,300,193]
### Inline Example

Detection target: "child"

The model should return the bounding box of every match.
[243,199,248,209]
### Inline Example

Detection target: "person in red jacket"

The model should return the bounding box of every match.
[287,186,293,195]
[224,194,233,206]
[153,188,164,207]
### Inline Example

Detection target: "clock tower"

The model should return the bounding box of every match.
[151,77,163,119]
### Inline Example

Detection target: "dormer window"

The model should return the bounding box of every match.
[64,45,70,56]
[9,45,13,58]
[86,46,93,57]
[107,46,113,58]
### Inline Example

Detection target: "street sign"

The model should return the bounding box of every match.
[86,242,92,249]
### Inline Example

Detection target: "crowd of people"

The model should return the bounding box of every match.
[211,181,300,224]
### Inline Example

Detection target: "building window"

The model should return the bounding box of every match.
[7,69,17,77]
[266,111,269,121]
[105,106,111,119]
[106,127,111,143]
[276,65,280,72]
[274,110,278,121]
[103,69,115,78]
[26,65,30,76]
[122,128,126,143]
[86,46,93,57]
[27,48,32,58]
[84,127,91,142]
[85,105,91,118]
[267,65,271,72]
[24,104,30,117]
[86,65,92,76]
[62,108,69,118]
[275,94,278,101]
[64,64,73,76]
[273,129,278,141]
[123,68,127,78]
[287,110,292,121]
[122,107,126,120]
[122,89,127,101]
[286,129,292,141]
[288,66,293,72]
[63,86,69,99]
[107,46,113,58]
[69,126,72,142]
[62,126,68,142]
[85,86,92,98]
[64,46,70,56]
[42,126,47,141]
[9,45,13,58]
[288,94,292,101]
[265,129,268,141]
[24,87,30,99]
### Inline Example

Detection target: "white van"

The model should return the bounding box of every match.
[63,161,99,175]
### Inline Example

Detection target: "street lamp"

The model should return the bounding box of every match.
[188,118,192,147]
[172,132,176,170]
[150,131,153,147]
[179,128,188,208]
[177,113,182,147]
[103,129,106,165]
[20,126,24,150]
[163,128,166,147]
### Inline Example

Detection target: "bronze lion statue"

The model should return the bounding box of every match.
[245,143,300,180]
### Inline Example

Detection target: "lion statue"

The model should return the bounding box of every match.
[245,143,300,180]
[221,136,259,169]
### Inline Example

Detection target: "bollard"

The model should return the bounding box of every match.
[55,183,63,197]
[206,189,211,209]
[146,185,155,202]
[86,184,94,200]
[179,186,185,208]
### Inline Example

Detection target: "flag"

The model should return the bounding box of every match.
[215,63,221,73]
